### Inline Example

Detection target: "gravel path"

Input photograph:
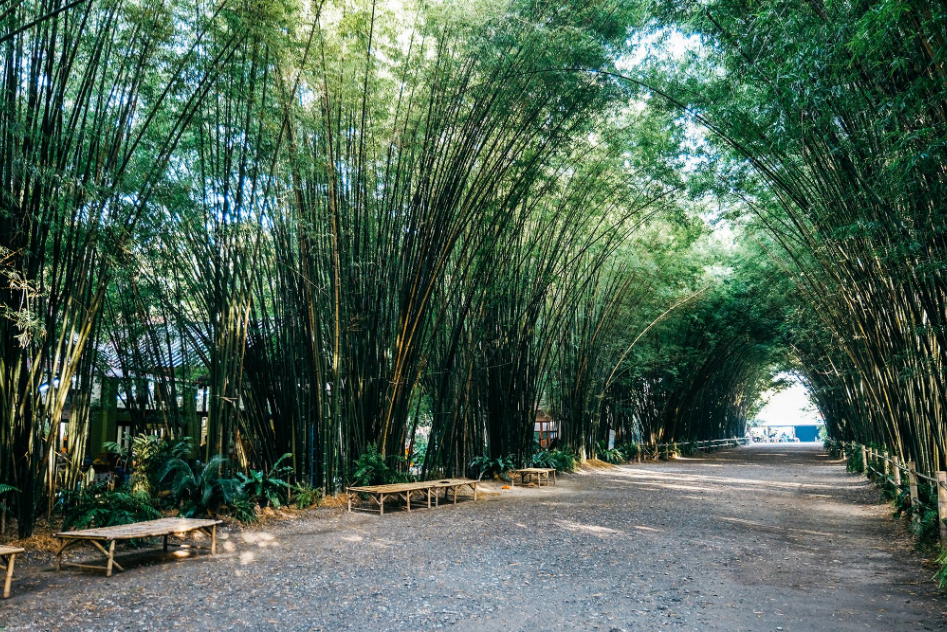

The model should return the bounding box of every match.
[1,444,945,631]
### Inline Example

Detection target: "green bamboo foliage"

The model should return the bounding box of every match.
[0,0,254,536]
[647,0,947,471]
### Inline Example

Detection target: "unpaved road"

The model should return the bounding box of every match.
[1,444,945,631]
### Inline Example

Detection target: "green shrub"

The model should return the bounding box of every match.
[615,442,639,461]
[104,433,193,497]
[292,482,323,509]
[229,497,259,524]
[470,455,515,480]
[845,444,863,473]
[160,454,244,518]
[910,508,941,551]
[532,449,578,472]
[933,549,947,591]
[352,443,413,486]
[595,441,624,464]
[238,453,294,508]
[0,484,18,514]
[60,482,161,532]
[823,438,843,458]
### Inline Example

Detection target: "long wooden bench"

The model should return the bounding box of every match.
[55,518,221,577]
[347,478,479,516]
[0,546,23,598]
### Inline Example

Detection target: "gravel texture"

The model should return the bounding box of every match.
[1,443,945,631]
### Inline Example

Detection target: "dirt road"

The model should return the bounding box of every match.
[1,444,944,631]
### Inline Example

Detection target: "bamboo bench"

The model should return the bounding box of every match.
[1,546,23,598]
[510,467,557,487]
[55,518,221,577]
[347,478,479,515]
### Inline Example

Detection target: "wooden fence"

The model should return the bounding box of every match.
[841,441,947,546]
[639,437,749,462]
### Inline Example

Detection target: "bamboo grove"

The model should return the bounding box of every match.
[644,0,947,472]
[3,0,944,537]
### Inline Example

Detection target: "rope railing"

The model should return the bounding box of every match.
[835,440,947,546]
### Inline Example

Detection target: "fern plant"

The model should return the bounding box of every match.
[60,482,161,532]
[352,443,413,486]
[532,449,578,472]
[228,497,259,524]
[616,442,639,461]
[104,434,193,496]
[470,455,515,481]
[0,484,17,512]
[160,455,244,518]
[595,441,623,464]
[0,484,19,534]
[238,453,294,508]
[933,549,947,590]
[292,483,323,509]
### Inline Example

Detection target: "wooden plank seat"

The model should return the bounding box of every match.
[55,518,221,577]
[347,478,479,515]
[0,546,24,598]
[510,468,557,487]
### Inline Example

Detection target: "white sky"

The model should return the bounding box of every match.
[757,378,822,427]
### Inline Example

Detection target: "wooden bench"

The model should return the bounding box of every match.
[0,546,23,598]
[431,478,479,505]
[510,467,557,487]
[347,478,479,515]
[55,518,221,577]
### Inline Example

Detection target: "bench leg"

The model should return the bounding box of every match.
[3,553,14,599]
[347,491,352,513]
[406,491,411,513]
[427,488,432,509]
[379,494,385,516]
[106,540,116,578]
[473,484,477,501]
[211,525,217,555]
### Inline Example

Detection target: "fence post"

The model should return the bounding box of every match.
[937,472,947,547]
[892,456,901,488]
[636,444,642,463]
[908,461,919,508]
[861,444,868,475]
[883,451,889,479]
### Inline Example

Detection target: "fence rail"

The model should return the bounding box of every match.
[624,437,748,463]
[836,440,947,545]
[657,437,749,450]
[653,437,749,452]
